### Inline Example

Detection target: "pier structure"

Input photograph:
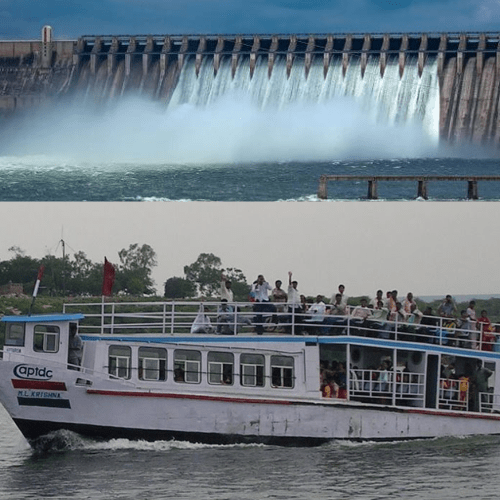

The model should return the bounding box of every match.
[317,175,500,200]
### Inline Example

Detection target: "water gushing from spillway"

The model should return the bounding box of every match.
[169,54,440,140]
[1,54,441,163]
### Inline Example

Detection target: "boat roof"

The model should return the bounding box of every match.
[1,313,85,323]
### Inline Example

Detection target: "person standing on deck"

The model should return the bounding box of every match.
[220,272,234,303]
[68,323,83,369]
[251,275,274,335]
[438,295,457,319]
[473,360,493,412]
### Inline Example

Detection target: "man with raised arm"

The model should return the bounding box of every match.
[251,274,274,335]
[220,272,234,303]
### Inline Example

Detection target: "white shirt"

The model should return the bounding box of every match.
[351,306,372,320]
[307,301,326,322]
[252,281,272,302]
[220,280,234,302]
[288,285,300,307]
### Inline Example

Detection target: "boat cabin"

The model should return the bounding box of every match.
[1,314,85,368]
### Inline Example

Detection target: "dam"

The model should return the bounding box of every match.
[1,29,500,146]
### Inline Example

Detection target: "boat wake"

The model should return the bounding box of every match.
[30,430,268,454]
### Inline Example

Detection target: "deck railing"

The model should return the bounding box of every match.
[439,377,469,411]
[63,300,500,353]
[349,368,425,407]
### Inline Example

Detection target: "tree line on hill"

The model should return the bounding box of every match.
[0,244,157,296]
[2,246,499,322]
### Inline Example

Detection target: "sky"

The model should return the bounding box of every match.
[0,202,499,300]
[1,0,500,40]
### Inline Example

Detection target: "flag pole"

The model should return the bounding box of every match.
[101,257,116,334]
[28,265,45,316]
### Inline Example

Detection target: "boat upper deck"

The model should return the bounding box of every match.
[61,300,500,356]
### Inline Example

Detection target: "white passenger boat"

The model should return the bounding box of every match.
[1,300,500,446]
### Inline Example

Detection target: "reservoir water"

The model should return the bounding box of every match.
[0,157,499,202]
[1,405,500,499]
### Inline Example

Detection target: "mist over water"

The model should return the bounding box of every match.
[1,92,441,164]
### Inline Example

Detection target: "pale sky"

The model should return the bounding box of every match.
[1,0,500,39]
[0,202,498,300]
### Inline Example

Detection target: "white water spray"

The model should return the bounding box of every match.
[1,55,443,164]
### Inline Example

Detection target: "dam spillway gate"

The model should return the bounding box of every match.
[1,32,500,146]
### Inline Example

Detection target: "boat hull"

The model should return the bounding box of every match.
[2,357,500,446]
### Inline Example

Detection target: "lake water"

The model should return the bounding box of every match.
[0,156,499,201]
[1,404,500,500]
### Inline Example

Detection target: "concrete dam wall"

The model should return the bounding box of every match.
[1,32,500,146]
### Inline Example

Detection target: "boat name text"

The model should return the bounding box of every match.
[17,390,62,399]
[13,364,53,380]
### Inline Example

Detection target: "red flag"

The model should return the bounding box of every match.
[37,265,45,281]
[102,257,115,296]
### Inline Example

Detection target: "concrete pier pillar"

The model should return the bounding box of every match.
[304,36,315,78]
[324,35,334,78]
[476,33,486,76]
[497,40,500,80]
[90,37,102,75]
[231,36,242,78]
[437,34,448,79]
[178,36,189,70]
[286,35,297,78]
[41,25,53,69]
[457,34,467,75]
[367,180,378,200]
[250,36,260,79]
[125,37,137,76]
[160,37,172,74]
[268,36,278,78]
[342,35,353,77]
[417,180,428,199]
[360,34,371,78]
[418,34,428,77]
[399,35,408,78]
[380,34,390,77]
[468,180,478,200]
[108,37,119,77]
[317,176,328,200]
[74,37,85,67]
[214,37,224,75]
[143,36,154,76]
[195,36,207,77]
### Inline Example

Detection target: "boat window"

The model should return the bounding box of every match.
[138,347,167,381]
[108,345,131,379]
[208,352,233,385]
[240,353,265,387]
[271,355,294,388]
[33,325,60,353]
[174,349,201,384]
[5,323,25,346]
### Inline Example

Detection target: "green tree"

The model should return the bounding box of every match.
[0,247,41,293]
[164,277,196,299]
[183,253,249,299]
[116,243,157,295]
[184,253,222,296]
[68,251,103,295]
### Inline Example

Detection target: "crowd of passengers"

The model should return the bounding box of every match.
[190,272,498,350]
[320,356,421,405]
[319,354,494,412]
[439,359,493,412]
